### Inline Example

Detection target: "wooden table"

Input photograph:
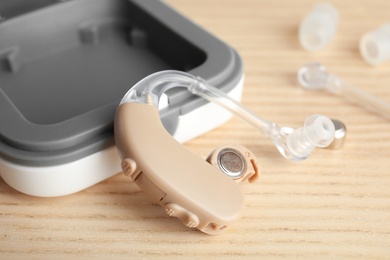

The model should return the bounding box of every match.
[1,0,390,258]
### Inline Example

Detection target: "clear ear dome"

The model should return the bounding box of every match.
[285,115,335,160]
[304,115,335,147]
[299,3,339,51]
[360,23,390,65]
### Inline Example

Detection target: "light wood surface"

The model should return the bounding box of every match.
[1,0,390,258]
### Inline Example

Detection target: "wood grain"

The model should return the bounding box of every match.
[1,0,390,258]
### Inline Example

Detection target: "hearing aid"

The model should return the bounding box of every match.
[116,102,245,234]
[326,119,347,149]
[115,70,335,234]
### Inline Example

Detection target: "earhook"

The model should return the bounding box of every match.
[119,70,334,161]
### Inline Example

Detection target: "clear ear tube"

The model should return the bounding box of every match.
[298,62,390,120]
[120,70,335,161]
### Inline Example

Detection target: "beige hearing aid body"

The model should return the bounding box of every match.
[115,103,245,234]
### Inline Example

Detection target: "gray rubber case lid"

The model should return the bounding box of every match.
[0,0,243,167]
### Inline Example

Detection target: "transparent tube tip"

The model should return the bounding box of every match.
[360,23,390,65]
[299,3,339,51]
[297,62,329,90]
[286,115,335,160]
[304,115,335,147]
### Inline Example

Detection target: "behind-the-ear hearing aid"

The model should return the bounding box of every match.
[115,70,335,234]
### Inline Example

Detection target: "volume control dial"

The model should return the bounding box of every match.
[164,203,200,228]
[121,158,137,178]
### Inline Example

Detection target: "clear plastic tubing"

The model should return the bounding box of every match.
[298,62,390,119]
[121,70,335,161]
[360,23,390,65]
[299,3,339,51]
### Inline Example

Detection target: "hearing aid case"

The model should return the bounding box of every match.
[0,0,243,196]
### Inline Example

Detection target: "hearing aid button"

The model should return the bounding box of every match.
[164,203,199,228]
[121,158,137,177]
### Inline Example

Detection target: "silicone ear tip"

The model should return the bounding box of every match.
[304,115,335,147]
[360,24,390,65]
[299,3,339,51]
